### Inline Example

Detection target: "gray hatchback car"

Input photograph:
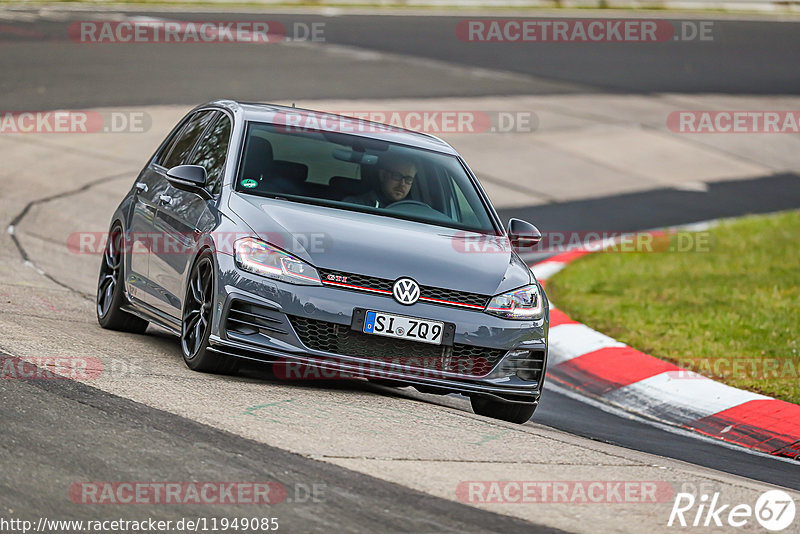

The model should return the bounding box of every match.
[97,100,549,423]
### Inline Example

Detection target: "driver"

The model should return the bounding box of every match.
[344,154,417,208]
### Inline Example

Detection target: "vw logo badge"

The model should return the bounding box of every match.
[393,278,420,305]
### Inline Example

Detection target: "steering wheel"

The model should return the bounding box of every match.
[385,200,431,210]
[385,200,453,222]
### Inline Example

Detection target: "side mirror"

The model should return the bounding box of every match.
[166,165,208,194]
[507,218,542,251]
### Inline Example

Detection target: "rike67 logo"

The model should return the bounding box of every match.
[668,489,796,531]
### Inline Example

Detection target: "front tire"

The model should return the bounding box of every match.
[470,396,537,424]
[96,224,149,334]
[181,251,238,374]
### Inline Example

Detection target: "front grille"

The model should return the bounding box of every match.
[333,272,393,293]
[289,315,506,378]
[318,269,490,310]
[420,285,487,308]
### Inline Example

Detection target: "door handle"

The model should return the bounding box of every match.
[135,182,148,193]
[158,194,173,205]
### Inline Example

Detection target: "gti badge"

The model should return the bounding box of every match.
[326,273,348,283]
[393,278,420,305]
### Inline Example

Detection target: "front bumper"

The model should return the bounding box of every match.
[211,254,549,403]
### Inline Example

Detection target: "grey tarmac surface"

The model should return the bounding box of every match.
[1,110,797,533]
[2,8,800,532]
[0,358,556,533]
[497,172,800,234]
[535,384,800,491]
[1,10,800,111]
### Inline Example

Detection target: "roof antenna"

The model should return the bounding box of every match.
[292,102,296,108]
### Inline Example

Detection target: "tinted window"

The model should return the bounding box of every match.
[187,113,232,196]
[154,120,187,165]
[161,111,216,169]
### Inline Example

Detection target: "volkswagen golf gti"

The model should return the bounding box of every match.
[96,100,549,423]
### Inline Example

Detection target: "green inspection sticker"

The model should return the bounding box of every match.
[241,179,258,188]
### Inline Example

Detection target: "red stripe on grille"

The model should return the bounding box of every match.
[418,296,484,309]
[322,280,392,294]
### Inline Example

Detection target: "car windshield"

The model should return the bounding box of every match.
[235,121,498,233]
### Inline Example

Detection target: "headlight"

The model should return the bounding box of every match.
[484,284,542,320]
[234,237,321,286]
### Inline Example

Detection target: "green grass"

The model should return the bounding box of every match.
[547,211,800,405]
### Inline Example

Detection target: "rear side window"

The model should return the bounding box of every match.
[160,110,217,169]
[187,113,232,197]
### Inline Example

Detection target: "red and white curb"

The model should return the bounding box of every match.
[533,247,800,461]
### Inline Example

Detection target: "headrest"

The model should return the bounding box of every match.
[242,137,274,180]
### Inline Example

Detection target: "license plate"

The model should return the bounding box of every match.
[362,310,444,345]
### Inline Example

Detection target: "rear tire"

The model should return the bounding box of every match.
[470,396,537,424]
[181,251,238,374]
[96,224,149,334]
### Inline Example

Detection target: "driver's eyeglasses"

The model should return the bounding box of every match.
[385,170,416,185]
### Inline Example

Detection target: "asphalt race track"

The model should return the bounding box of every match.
[3,12,800,111]
[1,358,556,533]
[1,8,799,532]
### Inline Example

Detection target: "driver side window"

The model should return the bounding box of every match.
[160,110,216,170]
[187,113,232,197]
